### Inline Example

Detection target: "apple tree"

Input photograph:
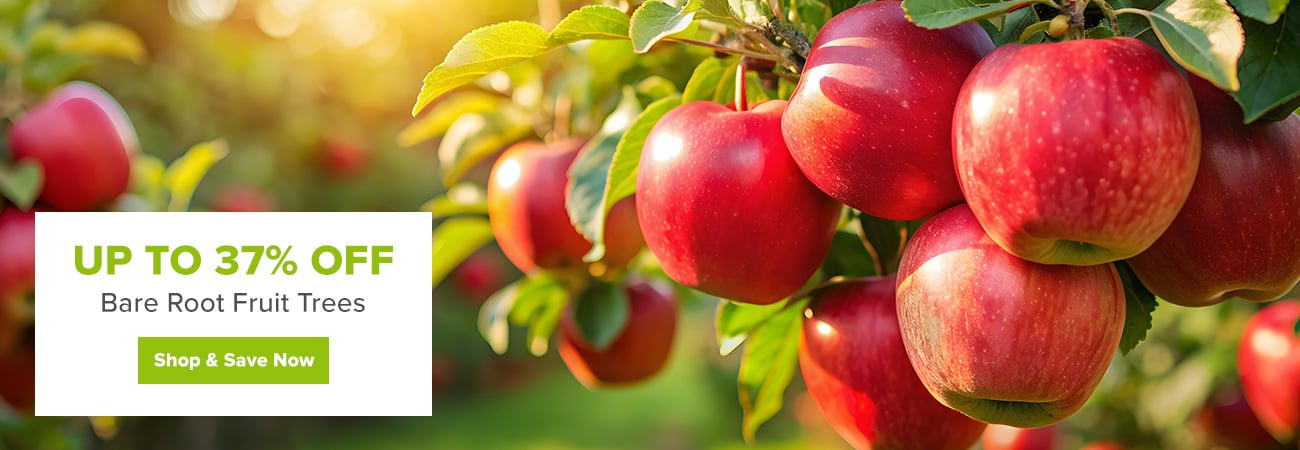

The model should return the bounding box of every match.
[409,0,1300,447]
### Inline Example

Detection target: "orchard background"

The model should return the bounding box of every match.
[0,0,1299,449]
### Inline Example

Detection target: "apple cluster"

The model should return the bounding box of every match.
[0,81,138,413]
[485,139,677,388]
[629,0,1300,448]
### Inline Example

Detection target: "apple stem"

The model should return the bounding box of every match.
[735,60,749,112]
[1068,0,1090,39]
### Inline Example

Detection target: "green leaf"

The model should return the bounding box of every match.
[412,22,551,115]
[61,21,147,64]
[629,1,700,53]
[828,0,861,15]
[699,0,741,22]
[412,6,634,115]
[431,217,495,287]
[1234,10,1300,123]
[128,153,166,209]
[164,139,228,212]
[1087,24,1119,38]
[419,184,488,219]
[506,274,570,356]
[548,5,631,45]
[574,280,631,350]
[635,75,680,99]
[1116,261,1158,355]
[1229,0,1289,23]
[437,112,533,188]
[823,231,876,278]
[567,88,642,262]
[606,96,682,215]
[0,160,43,210]
[856,213,917,276]
[903,0,1040,29]
[479,281,520,354]
[716,299,789,356]
[729,0,775,26]
[682,57,732,103]
[398,91,507,147]
[1124,0,1244,91]
[981,7,1041,45]
[738,298,806,443]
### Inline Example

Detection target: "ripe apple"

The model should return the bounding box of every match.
[952,37,1200,266]
[320,137,369,180]
[1080,442,1125,450]
[637,100,840,304]
[0,209,35,357]
[782,0,993,221]
[556,278,677,388]
[487,139,642,274]
[1198,388,1285,449]
[1128,77,1300,306]
[0,342,34,413]
[210,185,277,212]
[1238,299,1300,442]
[981,424,1058,450]
[799,276,986,450]
[896,204,1124,427]
[451,249,509,302]
[7,82,136,211]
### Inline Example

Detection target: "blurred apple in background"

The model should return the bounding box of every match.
[557,279,677,388]
[0,343,35,414]
[1197,387,1285,449]
[210,185,277,212]
[1079,441,1125,450]
[450,249,512,303]
[0,209,36,357]
[1238,300,1300,443]
[981,424,1058,450]
[6,82,136,211]
[320,137,370,180]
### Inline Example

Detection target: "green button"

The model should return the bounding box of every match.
[138,337,329,384]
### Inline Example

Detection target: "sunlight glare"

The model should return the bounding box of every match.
[651,133,683,162]
[496,159,522,190]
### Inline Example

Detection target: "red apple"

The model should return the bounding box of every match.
[1128,78,1300,306]
[7,82,136,211]
[487,139,642,274]
[0,343,34,413]
[556,278,677,388]
[799,276,986,450]
[981,424,1058,450]
[637,100,840,304]
[0,209,35,357]
[896,204,1124,427]
[210,185,277,212]
[451,249,509,302]
[1239,300,1300,442]
[1080,442,1125,450]
[782,0,993,221]
[952,37,1200,266]
[1198,387,1285,449]
[320,137,369,180]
